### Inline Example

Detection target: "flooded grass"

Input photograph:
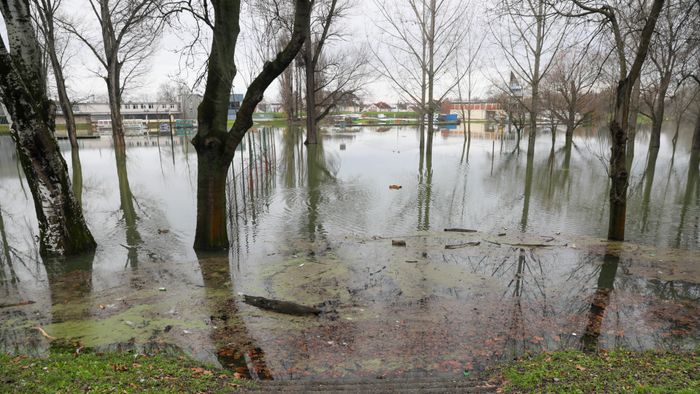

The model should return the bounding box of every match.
[495,349,699,393]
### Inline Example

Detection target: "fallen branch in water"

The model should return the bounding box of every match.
[0,300,35,308]
[484,240,565,248]
[34,326,56,341]
[242,295,322,316]
[444,228,477,233]
[445,241,481,249]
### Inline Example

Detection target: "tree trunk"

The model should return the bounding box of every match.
[649,72,672,150]
[692,111,700,152]
[106,70,126,147]
[303,19,317,145]
[194,142,230,250]
[46,37,79,151]
[607,0,664,242]
[0,0,95,256]
[425,0,436,153]
[627,78,641,156]
[71,149,83,206]
[608,79,632,241]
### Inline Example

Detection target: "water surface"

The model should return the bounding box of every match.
[0,124,698,379]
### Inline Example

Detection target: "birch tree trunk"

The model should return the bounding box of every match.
[0,0,95,256]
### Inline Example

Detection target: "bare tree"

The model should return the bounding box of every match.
[640,0,697,150]
[492,0,568,157]
[560,0,665,241]
[31,0,80,152]
[541,44,600,146]
[60,0,165,148]
[0,0,96,256]
[311,46,372,123]
[454,15,485,157]
[372,0,466,154]
[668,82,700,148]
[174,0,312,250]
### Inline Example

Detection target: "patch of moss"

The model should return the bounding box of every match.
[494,349,699,393]
[0,346,251,393]
[45,303,208,348]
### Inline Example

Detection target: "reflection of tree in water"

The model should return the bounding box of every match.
[417,144,433,231]
[197,253,270,379]
[44,253,95,324]
[115,145,142,267]
[494,248,549,359]
[639,147,660,233]
[676,151,699,248]
[0,204,19,294]
[581,250,619,352]
[278,126,339,243]
[226,128,279,256]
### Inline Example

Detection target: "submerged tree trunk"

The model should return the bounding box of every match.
[0,0,95,256]
[608,79,632,241]
[193,148,230,250]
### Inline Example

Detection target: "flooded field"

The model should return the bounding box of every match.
[0,125,698,380]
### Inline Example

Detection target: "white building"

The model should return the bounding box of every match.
[66,101,182,121]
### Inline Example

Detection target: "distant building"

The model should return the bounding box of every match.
[58,101,183,122]
[228,93,244,120]
[440,100,505,122]
[364,101,393,112]
[256,102,283,113]
[332,92,363,113]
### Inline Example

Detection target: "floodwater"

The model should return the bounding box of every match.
[0,123,698,380]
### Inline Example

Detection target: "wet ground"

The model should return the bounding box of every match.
[0,124,698,380]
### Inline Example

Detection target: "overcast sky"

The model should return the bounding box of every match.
[1,0,500,104]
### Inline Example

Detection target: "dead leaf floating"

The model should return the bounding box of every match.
[389,184,402,190]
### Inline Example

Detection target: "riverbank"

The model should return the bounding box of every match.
[0,345,250,393]
[493,349,699,393]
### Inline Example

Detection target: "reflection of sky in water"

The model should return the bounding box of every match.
[0,125,698,378]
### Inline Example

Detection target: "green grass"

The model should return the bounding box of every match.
[495,349,699,393]
[0,124,9,134]
[0,346,251,393]
[358,111,418,118]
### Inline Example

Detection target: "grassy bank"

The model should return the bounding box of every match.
[494,349,699,393]
[0,347,250,393]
